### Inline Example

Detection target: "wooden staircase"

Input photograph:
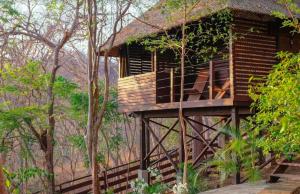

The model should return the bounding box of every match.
[269,157,300,183]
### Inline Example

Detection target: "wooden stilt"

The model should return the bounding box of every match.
[231,107,241,184]
[190,116,205,166]
[138,114,150,183]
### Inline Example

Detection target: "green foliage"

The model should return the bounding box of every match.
[249,52,300,155]
[186,164,207,194]
[0,61,78,130]
[68,134,91,167]
[272,0,300,33]
[0,0,20,23]
[191,9,232,62]
[69,92,89,127]
[130,167,168,194]
[54,76,78,98]
[130,165,206,194]
[3,167,49,193]
[249,0,300,156]
[140,9,232,62]
[0,61,81,189]
[67,82,123,168]
[108,128,124,151]
[204,125,260,184]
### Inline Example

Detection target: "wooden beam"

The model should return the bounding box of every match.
[186,117,225,132]
[118,98,235,113]
[192,117,231,167]
[185,117,216,154]
[143,119,179,172]
[209,60,215,100]
[148,119,201,142]
[152,49,157,72]
[170,68,174,103]
[144,119,179,160]
[142,106,253,118]
[139,114,149,170]
[229,28,235,99]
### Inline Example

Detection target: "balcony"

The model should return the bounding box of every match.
[118,59,233,113]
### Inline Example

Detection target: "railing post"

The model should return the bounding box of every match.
[152,49,157,72]
[229,28,235,99]
[170,68,174,103]
[209,60,215,100]
[103,170,107,192]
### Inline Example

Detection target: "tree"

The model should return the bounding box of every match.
[0,1,82,192]
[0,61,80,192]
[249,0,300,156]
[85,0,132,193]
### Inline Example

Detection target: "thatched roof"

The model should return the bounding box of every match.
[105,0,297,55]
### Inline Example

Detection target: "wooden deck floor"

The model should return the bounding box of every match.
[200,181,300,194]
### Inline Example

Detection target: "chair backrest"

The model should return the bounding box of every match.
[187,69,209,101]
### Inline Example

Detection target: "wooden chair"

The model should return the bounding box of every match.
[214,79,230,99]
[185,69,209,101]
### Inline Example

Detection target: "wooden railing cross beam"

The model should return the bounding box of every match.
[143,119,179,172]
[144,119,179,161]
[186,116,226,132]
[192,117,232,167]
[149,119,202,142]
[184,117,217,154]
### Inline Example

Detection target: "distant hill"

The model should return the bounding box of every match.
[59,50,119,89]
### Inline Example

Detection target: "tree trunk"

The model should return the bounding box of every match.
[0,162,8,194]
[44,50,60,194]
[45,148,55,194]
[92,137,100,194]
[179,1,188,185]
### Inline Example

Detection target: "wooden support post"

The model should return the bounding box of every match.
[118,56,122,79]
[209,60,215,100]
[231,107,241,184]
[229,29,235,99]
[138,114,150,183]
[170,68,174,103]
[218,117,226,148]
[126,45,130,76]
[191,116,205,165]
[152,49,157,72]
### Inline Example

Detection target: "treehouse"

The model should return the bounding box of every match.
[102,0,300,187]
[104,1,300,116]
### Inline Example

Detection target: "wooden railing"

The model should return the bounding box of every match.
[54,147,192,194]
[156,59,230,104]
[118,72,156,112]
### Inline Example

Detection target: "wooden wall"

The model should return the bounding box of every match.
[127,44,152,76]
[232,18,277,102]
[118,72,156,111]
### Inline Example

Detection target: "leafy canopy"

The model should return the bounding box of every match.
[249,0,300,156]
[249,52,300,155]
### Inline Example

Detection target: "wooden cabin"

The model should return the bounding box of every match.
[103,0,300,116]
[102,0,300,185]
